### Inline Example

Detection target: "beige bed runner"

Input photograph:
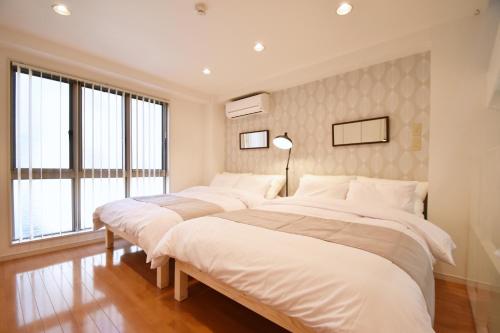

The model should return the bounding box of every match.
[214,209,435,318]
[93,195,223,255]
[134,195,224,220]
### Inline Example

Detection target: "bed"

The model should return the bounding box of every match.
[149,175,455,332]
[93,173,285,288]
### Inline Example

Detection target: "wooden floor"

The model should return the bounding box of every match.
[0,240,476,333]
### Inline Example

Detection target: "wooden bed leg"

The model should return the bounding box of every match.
[156,260,169,289]
[105,228,114,249]
[174,261,188,301]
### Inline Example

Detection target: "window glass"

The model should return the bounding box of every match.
[15,72,70,169]
[130,177,165,197]
[80,178,125,229]
[130,98,164,196]
[131,98,163,170]
[82,87,124,170]
[13,179,73,240]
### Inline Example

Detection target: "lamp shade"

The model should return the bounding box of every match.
[273,132,293,150]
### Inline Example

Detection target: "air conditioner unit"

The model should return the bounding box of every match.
[225,93,270,118]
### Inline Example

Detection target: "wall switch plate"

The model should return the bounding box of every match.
[412,123,422,136]
[411,123,422,151]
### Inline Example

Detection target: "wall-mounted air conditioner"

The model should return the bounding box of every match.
[225,93,270,118]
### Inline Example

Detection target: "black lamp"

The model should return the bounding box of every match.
[272,132,293,196]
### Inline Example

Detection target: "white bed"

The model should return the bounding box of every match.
[150,194,455,332]
[93,172,284,288]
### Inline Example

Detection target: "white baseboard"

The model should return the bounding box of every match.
[0,237,105,262]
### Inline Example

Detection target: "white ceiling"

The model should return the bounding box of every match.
[0,0,487,101]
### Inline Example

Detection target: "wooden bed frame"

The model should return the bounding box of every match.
[174,260,311,333]
[169,193,430,331]
[104,226,170,289]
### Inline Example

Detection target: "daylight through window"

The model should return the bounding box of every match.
[11,64,168,242]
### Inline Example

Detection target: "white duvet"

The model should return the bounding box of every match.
[93,186,266,257]
[150,197,455,333]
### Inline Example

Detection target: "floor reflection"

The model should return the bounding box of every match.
[9,242,139,332]
[1,239,349,333]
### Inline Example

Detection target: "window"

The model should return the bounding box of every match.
[130,97,166,196]
[12,68,73,241]
[11,64,168,242]
[80,85,125,229]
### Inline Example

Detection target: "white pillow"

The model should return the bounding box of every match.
[357,176,428,217]
[346,180,417,213]
[294,175,355,199]
[259,175,286,199]
[210,172,249,188]
[233,175,273,197]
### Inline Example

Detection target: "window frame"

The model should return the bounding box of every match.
[128,95,169,196]
[77,83,127,231]
[10,66,75,173]
[10,63,169,243]
[10,66,76,241]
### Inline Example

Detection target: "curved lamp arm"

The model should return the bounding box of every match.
[285,148,291,196]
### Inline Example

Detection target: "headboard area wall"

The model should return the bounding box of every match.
[225,52,430,193]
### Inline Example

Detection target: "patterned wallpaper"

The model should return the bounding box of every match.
[225,52,430,193]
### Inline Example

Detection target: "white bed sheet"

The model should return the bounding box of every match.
[93,186,266,257]
[150,197,453,333]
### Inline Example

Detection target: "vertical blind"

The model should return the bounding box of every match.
[130,96,166,197]
[11,63,168,243]
[80,84,125,229]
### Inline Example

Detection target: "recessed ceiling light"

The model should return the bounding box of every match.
[52,3,71,16]
[254,42,265,52]
[336,2,352,16]
[202,68,211,75]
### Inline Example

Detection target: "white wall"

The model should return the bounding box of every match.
[202,103,226,184]
[428,3,500,279]
[0,27,225,261]
[466,2,500,331]
[169,100,225,191]
[168,98,206,192]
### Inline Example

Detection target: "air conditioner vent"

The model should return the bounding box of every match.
[225,93,270,118]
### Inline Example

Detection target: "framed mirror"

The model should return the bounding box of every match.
[332,116,389,147]
[240,130,269,149]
